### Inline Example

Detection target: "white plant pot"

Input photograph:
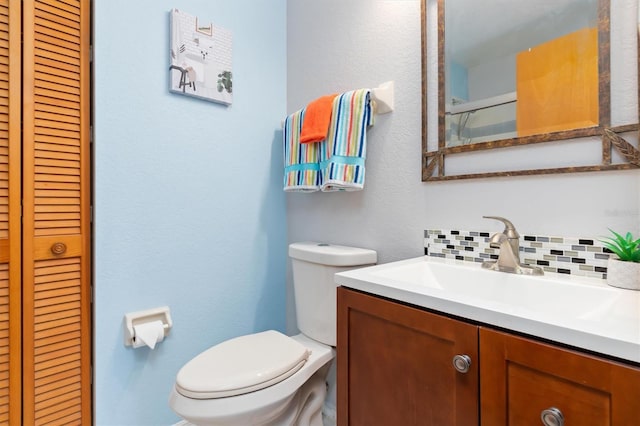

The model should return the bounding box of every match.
[606,257,640,291]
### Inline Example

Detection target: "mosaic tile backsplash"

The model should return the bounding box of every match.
[425,229,611,280]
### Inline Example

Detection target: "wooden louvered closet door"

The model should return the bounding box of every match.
[1,0,22,424]
[17,0,90,424]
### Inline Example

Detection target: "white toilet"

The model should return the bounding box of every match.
[169,242,377,426]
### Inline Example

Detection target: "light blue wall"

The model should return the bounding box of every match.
[449,60,468,101]
[93,1,287,424]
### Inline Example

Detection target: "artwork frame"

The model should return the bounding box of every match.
[169,9,233,105]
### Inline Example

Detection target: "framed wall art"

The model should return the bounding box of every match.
[169,9,233,105]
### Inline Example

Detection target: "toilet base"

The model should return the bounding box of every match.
[274,363,329,426]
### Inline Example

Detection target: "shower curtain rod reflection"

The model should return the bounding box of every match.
[446,91,517,115]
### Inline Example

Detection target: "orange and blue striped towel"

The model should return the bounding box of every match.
[283,108,323,192]
[320,89,374,192]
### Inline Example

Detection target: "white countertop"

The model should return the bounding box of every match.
[335,256,640,364]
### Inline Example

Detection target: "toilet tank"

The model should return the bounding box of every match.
[289,242,377,346]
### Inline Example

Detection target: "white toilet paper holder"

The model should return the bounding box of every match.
[123,306,172,347]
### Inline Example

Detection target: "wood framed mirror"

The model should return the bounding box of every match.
[422,0,640,181]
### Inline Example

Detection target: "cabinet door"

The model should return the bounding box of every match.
[480,327,640,426]
[337,287,479,426]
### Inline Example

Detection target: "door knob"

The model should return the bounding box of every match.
[452,354,471,373]
[540,407,564,426]
[51,242,67,255]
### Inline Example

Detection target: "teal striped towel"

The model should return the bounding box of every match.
[320,89,374,192]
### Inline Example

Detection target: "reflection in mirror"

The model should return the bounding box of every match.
[423,0,640,181]
[445,0,599,147]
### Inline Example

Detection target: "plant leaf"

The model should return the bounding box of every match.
[601,229,640,262]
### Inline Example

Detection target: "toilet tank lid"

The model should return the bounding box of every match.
[289,242,377,266]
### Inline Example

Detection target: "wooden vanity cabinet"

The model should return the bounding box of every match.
[337,287,479,426]
[337,287,640,426]
[480,328,640,426]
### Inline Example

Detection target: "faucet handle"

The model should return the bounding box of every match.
[483,216,520,239]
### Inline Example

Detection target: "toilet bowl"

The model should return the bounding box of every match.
[169,333,334,426]
[169,243,377,426]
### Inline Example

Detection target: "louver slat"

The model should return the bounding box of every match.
[23,0,89,424]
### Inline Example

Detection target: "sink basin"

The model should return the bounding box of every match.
[335,256,640,363]
[370,259,620,320]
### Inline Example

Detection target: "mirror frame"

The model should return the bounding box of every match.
[422,0,640,181]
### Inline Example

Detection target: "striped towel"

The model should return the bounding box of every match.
[283,108,323,192]
[320,89,374,192]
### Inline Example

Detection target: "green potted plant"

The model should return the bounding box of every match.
[601,229,640,290]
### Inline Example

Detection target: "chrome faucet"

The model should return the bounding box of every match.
[482,216,543,275]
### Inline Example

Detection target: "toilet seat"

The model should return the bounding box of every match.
[175,330,311,399]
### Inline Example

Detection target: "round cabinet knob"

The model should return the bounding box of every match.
[452,354,471,373]
[51,242,67,256]
[541,407,564,426]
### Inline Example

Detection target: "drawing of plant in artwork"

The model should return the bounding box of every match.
[217,71,232,94]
